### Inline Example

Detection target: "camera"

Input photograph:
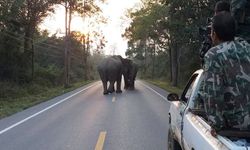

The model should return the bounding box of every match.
[199,17,212,59]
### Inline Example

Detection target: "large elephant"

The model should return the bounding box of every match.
[98,55,134,95]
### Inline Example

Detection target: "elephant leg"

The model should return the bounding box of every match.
[116,76,122,93]
[102,80,108,95]
[98,69,108,95]
[123,75,129,90]
[124,81,128,90]
[130,81,135,90]
[108,81,115,93]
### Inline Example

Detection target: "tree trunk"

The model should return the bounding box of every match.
[82,35,88,80]
[68,5,72,82]
[64,3,69,88]
[85,33,90,80]
[152,42,155,79]
[171,42,178,86]
[177,45,181,84]
[31,39,34,80]
[24,22,35,82]
[169,46,172,82]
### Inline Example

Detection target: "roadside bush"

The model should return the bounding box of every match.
[0,82,30,99]
[34,64,63,86]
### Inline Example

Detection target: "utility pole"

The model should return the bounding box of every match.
[152,41,156,79]
[64,0,82,87]
[31,39,34,81]
[80,0,89,80]
[82,34,88,80]
[86,33,90,80]
[64,1,69,88]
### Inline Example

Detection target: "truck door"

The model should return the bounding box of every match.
[179,72,201,150]
[181,71,220,150]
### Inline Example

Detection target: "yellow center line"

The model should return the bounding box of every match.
[95,131,107,150]
[112,96,116,102]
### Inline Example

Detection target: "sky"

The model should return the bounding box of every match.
[40,0,141,57]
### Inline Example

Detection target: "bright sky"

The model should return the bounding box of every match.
[40,0,141,57]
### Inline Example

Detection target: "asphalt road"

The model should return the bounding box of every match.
[0,81,171,150]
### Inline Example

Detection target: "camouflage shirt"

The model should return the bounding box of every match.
[200,38,250,131]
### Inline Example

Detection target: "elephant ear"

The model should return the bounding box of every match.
[123,58,132,65]
[123,59,133,70]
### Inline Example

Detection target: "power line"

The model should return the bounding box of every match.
[35,51,63,58]
[71,54,83,61]
[0,31,63,54]
[1,31,86,60]
[0,32,65,58]
[2,30,63,51]
[34,44,64,55]
[2,30,88,56]
[0,31,54,49]
[3,30,85,58]
[1,29,87,55]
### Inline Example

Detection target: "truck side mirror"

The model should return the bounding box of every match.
[167,93,179,101]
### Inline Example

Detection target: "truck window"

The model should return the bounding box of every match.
[190,74,205,110]
[181,74,198,103]
[188,73,208,120]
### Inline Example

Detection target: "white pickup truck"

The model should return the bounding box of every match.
[167,69,250,150]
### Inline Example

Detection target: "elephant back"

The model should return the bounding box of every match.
[97,56,123,81]
[98,56,122,68]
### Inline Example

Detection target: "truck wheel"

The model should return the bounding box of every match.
[168,128,182,150]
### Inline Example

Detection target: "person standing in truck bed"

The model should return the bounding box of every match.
[198,11,250,131]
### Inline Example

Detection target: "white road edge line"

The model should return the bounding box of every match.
[0,82,99,135]
[138,81,169,101]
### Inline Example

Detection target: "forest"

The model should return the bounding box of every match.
[124,0,217,86]
[0,0,218,117]
[0,0,106,117]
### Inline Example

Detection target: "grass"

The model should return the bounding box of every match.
[0,80,93,119]
[145,79,183,95]
[0,79,183,119]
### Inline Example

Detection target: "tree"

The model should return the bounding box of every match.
[124,1,169,78]
[21,0,61,80]
[0,0,61,82]
[61,0,106,87]
[124,0,217,86]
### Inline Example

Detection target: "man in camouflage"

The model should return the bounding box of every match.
[199,11,250,131]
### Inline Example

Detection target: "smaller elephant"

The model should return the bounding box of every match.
[123,59,138,90]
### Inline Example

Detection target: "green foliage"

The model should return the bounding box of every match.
[0,0,61,82]
[146,79,183,95]
[0,80,92,119]
[0,0,107,119]
[0,0,106,116]
[34,64,63,86]
[124,0,218,87]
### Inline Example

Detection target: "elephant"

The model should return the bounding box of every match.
[123,60,138,90]
[97,55,129,95]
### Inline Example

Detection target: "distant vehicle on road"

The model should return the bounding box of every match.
[167,69,250,150]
